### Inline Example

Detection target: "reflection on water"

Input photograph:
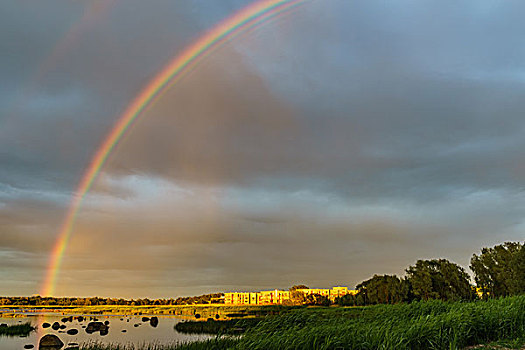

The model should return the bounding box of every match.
[0,314,211,350]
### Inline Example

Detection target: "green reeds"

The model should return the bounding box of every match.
[174,317,263,334]
[80,295,525,350]
[0,322,35,337]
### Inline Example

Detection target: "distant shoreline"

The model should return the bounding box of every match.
[1,304,296,320]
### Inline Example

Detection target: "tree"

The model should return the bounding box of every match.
[335,294,356,306]
[355,274,410,305]
[406,259,474,301]
[287,285,309,305]
[470,241,525,298]
[289,285,309,291]
[515,244,525,293]
[304,293,330,306]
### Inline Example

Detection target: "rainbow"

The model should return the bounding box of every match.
[41,0,308,296]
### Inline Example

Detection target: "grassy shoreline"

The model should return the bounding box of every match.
[79,295,525,350]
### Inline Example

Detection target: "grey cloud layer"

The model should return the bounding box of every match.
[1,0,525,297]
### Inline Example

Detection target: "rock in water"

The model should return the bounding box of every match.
[24,345,34,349]
[149,316,158,327]
[38,334,64,349]
[51,322,60,330]
[42,323,51,329]
[85,321,108,334]
[66,329,78,335]
[141,317,150,322]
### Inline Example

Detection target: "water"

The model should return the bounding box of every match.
[0,314,212,350]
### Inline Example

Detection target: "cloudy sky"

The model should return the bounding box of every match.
[2,0,525,298]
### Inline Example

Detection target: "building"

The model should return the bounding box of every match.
[258,290,290,304]
[331,286,358,300]
[297,286,357,302]
[224,289,290,305]
[224,292,260,305]
[224,286,357,305]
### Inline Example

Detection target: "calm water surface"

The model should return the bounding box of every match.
[0,314,211,350]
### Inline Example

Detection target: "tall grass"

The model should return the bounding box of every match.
[174,317,263,334]
[80,337,237,350]
[239,295,525,349]
[0,322,35,337]
[81,295,525,350]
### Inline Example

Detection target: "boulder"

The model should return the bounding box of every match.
[141,317,150,322]
[149,316,158,328]
[66,329,78,335]
[24,345,34,349]
[51,322,60,330]
[77,316,83,322]
[59,325,66,330]
[38,334,64,349]
[42,323,51,329]
[85,321,108,334]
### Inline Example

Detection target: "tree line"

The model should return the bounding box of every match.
[335,241,524,306]
[0,293,223,306]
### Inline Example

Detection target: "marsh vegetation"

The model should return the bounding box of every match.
[0,322,35,337]
[77,295,525,350]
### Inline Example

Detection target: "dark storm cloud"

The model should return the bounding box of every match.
[0,0,252,295]
[230,0,525,199]
[1,0,525,296]
[94,0,525,205]
[0,0,248,195]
